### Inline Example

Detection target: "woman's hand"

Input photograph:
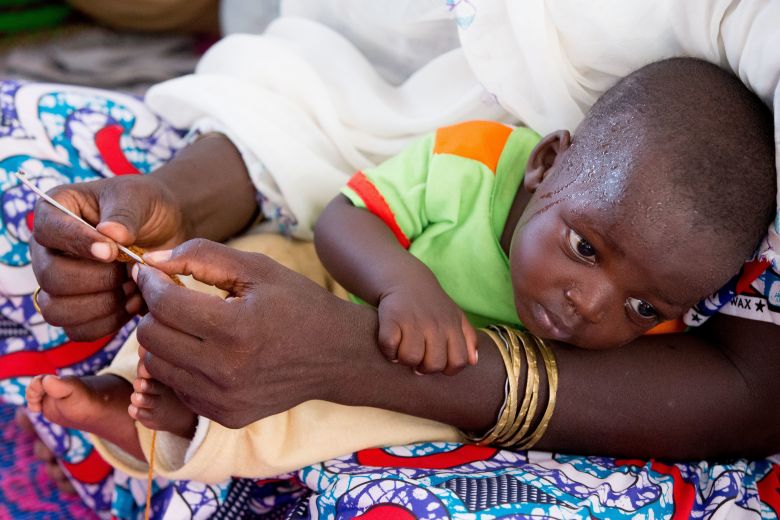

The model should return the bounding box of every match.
[133,238,359,428]
[30,133,258,342]
[30,174,188,341]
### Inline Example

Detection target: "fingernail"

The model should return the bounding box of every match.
[90,242,112,261]
[414,369,425,376]
[391,359,399,364]
[128,404,138,418]
[144,249,172,264]
[131,263,139,282]
[474,349,479,364]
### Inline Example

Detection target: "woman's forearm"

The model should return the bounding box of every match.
[330,307,780,459]
[328,305,506,431]
[152,133,258,242]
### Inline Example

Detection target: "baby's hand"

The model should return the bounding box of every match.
[377,285,478,375]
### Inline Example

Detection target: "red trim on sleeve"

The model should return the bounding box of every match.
[347,171,411,249]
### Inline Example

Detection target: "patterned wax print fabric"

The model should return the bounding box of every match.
[0,80,230,519]
[0,80,779,520]
[342,121,540,329]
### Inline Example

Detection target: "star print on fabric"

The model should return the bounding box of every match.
[690,313,701,322]
[755,301,766,312]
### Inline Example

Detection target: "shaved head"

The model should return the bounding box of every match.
[558,58,776,285]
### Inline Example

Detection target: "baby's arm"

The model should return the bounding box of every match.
[315,195,477,375]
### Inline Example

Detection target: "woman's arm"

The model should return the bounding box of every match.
[135,239,780,460]
[330,309,780,459]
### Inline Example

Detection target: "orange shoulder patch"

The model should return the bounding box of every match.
[433,120,513,174]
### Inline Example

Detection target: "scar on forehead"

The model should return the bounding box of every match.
[530,198,563,220]
[538,171,581,201]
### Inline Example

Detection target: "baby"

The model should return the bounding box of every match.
[26,58,776,472]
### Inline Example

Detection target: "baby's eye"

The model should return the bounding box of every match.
[566,228,596,263]
[626,297,658,320]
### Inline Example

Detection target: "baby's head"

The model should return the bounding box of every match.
[510,58,775,349]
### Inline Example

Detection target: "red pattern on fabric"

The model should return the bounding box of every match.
[26,210,35,233]
[61,449,113,485]
[0,336,112,379]
[757,464,780,515]
[347,172,410,249]
[94,125,140,176]
[356,505,417,519]
[616,459,695,520]
[356,445,499,470]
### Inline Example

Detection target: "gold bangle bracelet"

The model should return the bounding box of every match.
[465,326,558,451]
[501,328,541,447]
[517,336,558,449]
[493,326,524,444]
[472,327,517,445]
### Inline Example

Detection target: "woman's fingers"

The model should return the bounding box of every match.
[30,238,128,296]
[133,262,230,339]
[35,285,133,327]
[61,311,134,342]
[136,314,204,371]
[142,238,259,296]
[31,186,118,261]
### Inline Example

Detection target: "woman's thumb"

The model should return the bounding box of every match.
[96,197,143,246]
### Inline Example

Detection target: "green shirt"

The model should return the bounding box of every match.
[342,121,541,328]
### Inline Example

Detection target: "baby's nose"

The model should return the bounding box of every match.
[565,285,610,324]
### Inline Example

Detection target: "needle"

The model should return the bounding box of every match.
[13,170,145,264]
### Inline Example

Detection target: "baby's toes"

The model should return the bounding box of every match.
[132,377,164,396]
[129,403,166,432]
[26,375,46,412]
[130,391,158,411]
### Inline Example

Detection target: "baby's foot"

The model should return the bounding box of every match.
[26,374,144,460]
[130,376,197,439]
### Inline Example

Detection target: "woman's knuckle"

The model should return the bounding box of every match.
[180,237,208,258]
[36,266,58,294]
[99,267,120,290]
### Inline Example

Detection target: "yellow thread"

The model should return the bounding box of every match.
[115,247,174,519]
[145,431,157,520]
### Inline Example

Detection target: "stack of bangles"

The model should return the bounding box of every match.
[465,325,559,449]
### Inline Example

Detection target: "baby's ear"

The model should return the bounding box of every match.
[524,130,571,193]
